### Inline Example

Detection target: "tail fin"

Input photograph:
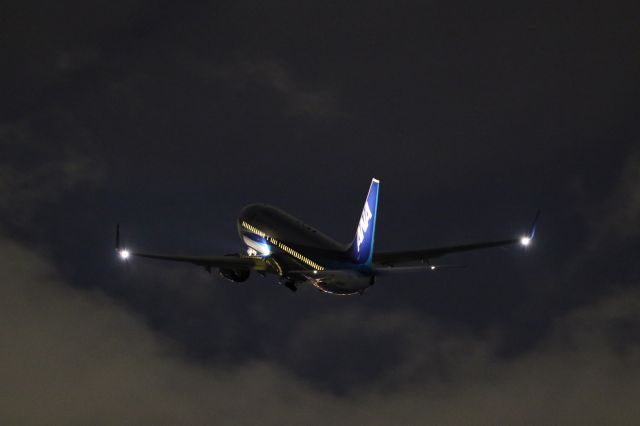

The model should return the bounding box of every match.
[347,178,380,265]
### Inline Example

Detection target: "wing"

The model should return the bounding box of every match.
[123,252,269,270]
[373,238,519,265]
[115,225,268,271]
[373,210,540,266]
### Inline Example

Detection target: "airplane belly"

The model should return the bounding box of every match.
[310,271,372,296]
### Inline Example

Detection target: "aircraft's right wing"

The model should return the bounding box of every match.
[373,238,519,265]
[373,211,540,266]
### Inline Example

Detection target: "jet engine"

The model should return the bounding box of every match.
[219,268,250,283]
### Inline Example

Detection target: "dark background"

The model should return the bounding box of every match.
[2,1,640,424]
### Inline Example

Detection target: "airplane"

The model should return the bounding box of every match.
[115,178,539,296]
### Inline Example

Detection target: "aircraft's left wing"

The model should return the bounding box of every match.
[373,211,540,266]
[121,252,269,270]
[115,225,269,271]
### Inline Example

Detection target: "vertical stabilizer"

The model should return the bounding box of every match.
[348,178,380,265]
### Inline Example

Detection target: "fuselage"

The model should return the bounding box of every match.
[237,204,373,295]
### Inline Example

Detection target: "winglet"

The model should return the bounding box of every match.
[115,224,130,260]
[529,210,541,240]
[520,210,540,247]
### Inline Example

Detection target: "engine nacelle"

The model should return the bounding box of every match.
[219,268,250,283]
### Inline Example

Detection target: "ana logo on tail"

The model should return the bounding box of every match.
[356,202,373,251]
[349,178,379,265]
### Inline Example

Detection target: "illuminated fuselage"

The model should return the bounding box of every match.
[237,204,373,295]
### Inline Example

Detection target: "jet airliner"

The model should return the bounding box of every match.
[116,179,539,295]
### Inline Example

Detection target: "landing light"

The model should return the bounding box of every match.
[520,236,531,247]
[430,265,436,270]
[258,244,271,256]
[119,249,130,260]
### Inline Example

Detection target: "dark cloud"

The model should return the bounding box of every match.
[0,122,105,224]
[209,59,341,118]
[589,152,640,247]
[3,232,640,425]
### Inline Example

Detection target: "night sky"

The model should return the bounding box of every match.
[3,1,640,424]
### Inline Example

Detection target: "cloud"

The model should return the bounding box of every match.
[0,154,103,217]
[210,59,341,118]
[590,152,640,246]
[0,122,105,223]
[3,229,640,425]
[0,234,301,425]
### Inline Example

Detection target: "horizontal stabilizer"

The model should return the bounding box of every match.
[372,264,465,275]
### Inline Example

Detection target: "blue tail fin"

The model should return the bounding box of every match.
[348,178,380,265]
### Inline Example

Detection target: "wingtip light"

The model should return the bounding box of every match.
[520,236,531,247]
[119,249,130,260]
